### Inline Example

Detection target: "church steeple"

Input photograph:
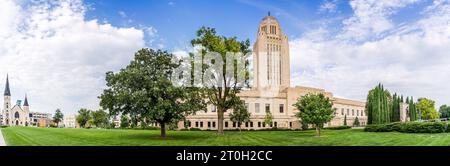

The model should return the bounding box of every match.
[4,74,10,96]
[24,94,29,106]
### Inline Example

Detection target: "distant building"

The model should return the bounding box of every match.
[63,115,78,128]
[37,118,53,128]
[30,112,52,127]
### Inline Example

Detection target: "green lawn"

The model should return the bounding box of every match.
[2,127,450,146]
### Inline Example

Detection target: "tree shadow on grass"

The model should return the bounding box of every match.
[119,133,213,141]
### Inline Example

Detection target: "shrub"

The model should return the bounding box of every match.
[325,125,351,130]
[189,128,201,131]
[400,122,447,133]
[365,122,448,133]
[0,125,8,128]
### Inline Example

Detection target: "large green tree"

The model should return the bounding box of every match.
[439,105,450,119]
[53,109,64,127]
[229,99,251,132]
[366,84,392,124]
[293,93,335,137]
[408,97,418,121]
[99,48,206,138]
[417,98,439,120]
[92,109,109,128]
[76,108,92,128]
[190,27,251,135]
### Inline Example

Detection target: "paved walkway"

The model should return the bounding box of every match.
[0,129,6,146]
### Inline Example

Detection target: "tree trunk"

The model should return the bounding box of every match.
[217,109,224,135]
[316,127,321,137]
[160,123,166,138]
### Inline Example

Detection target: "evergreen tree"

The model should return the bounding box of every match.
[366,84,392,124]
[353,117,360,127]
[343,114,347,126]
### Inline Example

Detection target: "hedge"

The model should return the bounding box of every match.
[324,125,351,130]
[365,122,449,133]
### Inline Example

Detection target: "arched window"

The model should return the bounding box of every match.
[15,112,19,119]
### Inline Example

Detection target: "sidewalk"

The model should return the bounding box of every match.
[0,129,6,146]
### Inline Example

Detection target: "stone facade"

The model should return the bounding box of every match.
[181,14,366,130]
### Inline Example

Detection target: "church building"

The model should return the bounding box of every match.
[1,75,32,126]
[180,14,367,130]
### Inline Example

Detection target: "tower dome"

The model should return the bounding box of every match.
[258,12,283,37]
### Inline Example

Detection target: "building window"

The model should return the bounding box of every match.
[233,122,236,127]
[245,122,249,127]
[357,110,360,116]
[255,103,260,113]
[211,105,216,112]
[341,108,344,115]
[213,122,216,128]
[188,121,191,127]
[274,122,277,128]
[270,122,273,127]
[258,122,261,127]
[195,122,199,127]
[279,104,284,113]
[208,122,211,128]
[263,122,266,127]
[250,122,254,128]
[225,121,228,128]
[289,122,292,128]
[352,109,354,116]
[265,104,270,113]
[200,122,203,128]
[347,109,349,115]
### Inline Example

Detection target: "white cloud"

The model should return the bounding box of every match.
[0,0,146,114]
[290,0,450,107]
[145,26,158,37]
[339,0,420,41]
[319,0,339,13]
[118,11,127,18]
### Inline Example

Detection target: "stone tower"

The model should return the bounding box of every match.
[23,94,29,115]
[253,12,290,94]
[3,74,11,125]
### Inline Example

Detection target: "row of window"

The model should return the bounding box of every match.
[187,121,292,128]
[208,103,285,114]
[337,108,365,117]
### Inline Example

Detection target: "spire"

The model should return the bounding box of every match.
[268,11,271,16]
[24,94,29,106]
[4,74,10,96]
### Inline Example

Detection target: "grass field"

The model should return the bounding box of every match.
[2,127,450,146]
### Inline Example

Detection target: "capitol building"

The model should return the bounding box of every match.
[180,14,367,130]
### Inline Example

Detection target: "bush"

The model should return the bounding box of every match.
[365,122,448,133]
[0,125,8,128]
[325,125,351,130]
[400,122,447,133]
[189,128,201,131]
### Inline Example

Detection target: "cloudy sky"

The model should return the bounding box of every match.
[1,0,449,115]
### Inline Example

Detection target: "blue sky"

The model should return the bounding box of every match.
[81,0,432,50]
[2,0,450,114]
[82,0,351,50]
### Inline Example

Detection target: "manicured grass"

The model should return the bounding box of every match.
[2,127,450,146]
